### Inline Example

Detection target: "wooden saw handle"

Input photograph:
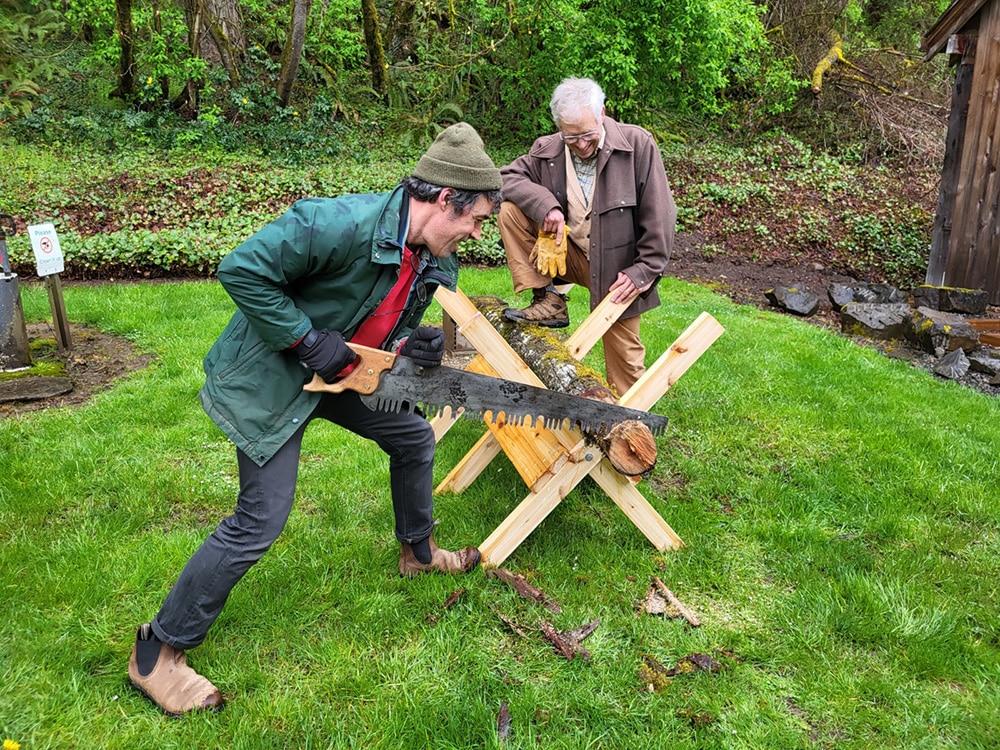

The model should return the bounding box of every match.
[303,343,396,395]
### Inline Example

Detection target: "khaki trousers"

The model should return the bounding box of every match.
[498,201,646,395]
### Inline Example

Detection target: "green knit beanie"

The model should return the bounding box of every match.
[411,122,502,191]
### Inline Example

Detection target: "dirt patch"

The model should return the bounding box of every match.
[668,231,858,323]
[1,322,153,417]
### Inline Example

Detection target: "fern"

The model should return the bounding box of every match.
[0,2,65,119]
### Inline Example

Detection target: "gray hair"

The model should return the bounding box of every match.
[549,77,605,127]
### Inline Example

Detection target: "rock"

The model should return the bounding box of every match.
[911,285,989,314]
[878,284,907,303]
[860,283,905,304]
[934,348,970,380]
[765,285,819,316]
[968,352,1000,376]
[828,282,905,311]
[907,306,979,353]
[839,303,912,340]
[828,284,856,312]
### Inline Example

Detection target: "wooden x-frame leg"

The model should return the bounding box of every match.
[431,286,724,567]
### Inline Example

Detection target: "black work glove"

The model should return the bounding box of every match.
[291,329,357,382]
[399,326,445,368]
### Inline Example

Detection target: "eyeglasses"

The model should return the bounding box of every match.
[559,127,601,144]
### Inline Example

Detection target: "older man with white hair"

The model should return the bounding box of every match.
[499,77,676,394]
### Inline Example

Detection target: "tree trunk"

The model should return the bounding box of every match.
[361,0,387,99]
[153,0,169,102]
[178,0,244,91]
[199,0,245,85]
[173,0,204,117]
[470,295,658,476]
[110,0,135,101]
[385,0,417,63]
[277,0,311,106]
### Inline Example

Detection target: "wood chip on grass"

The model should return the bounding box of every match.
[638,576,701,626]
[493,609,600,661]
[539,618,601,661]
[488,568,562,612]
[497,701,512,741]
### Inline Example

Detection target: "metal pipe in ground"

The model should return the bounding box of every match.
[0,273,31,370]
[0,215,31,369]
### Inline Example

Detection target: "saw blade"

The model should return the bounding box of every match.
[358,356,669,436]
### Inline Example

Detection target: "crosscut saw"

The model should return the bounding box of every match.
[303,344,669,436]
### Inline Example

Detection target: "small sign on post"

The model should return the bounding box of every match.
[28,223,72,351]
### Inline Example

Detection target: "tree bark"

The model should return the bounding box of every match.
[110,0,136,101]
[153,0,169,102]
[470,295,658,476]
[811,30,843,94]
[173,0,203,116]
[385,0,417,63]
[178,0,244,90]
[277,0,311,106]
[361,0,387,99]
[199,0,245,85]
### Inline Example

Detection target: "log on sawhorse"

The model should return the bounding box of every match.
[431,286,725,567]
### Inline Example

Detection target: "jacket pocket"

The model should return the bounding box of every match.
[215,336,271,381]
[598,203,637,249]
[207,324,305,434]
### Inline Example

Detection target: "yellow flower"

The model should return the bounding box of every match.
[4,740,21,750]
[293,110,299,116]
[242,98,248,105]
[146,77,153,85]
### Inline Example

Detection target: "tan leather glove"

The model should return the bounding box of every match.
[528,229,569,278]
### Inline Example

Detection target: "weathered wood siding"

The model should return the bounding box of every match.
[927,50,975,285]
[944,1,1000,301]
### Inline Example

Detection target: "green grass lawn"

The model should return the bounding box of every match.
[2,270,999,749]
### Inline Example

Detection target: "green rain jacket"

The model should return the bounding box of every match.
[199,186,458,466]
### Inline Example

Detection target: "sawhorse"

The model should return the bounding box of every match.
[431,286,724,567]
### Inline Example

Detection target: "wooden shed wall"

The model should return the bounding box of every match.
[942,0,1000,302]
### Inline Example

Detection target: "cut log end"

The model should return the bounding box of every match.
[599,420,658,476]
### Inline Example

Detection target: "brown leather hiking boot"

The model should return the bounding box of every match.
[128,624,224,716]
[504,289,569,328]
[399,535,482,577]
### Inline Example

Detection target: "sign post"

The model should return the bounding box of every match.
[28,223,72,351]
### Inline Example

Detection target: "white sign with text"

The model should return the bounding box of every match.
[28,223,65,277]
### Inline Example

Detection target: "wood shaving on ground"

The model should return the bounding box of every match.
[493,608,532,639]
[539,618,600,661]
[497,701,512,741]
[650,576,701,626]
[488,568,562,613]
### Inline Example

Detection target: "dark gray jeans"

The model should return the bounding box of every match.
[150,391,436,650]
